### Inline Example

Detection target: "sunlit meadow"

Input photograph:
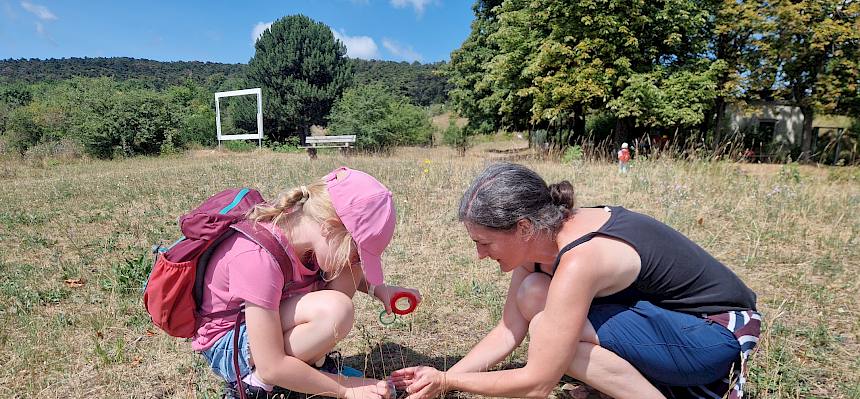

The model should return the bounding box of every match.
[1,139,858,398]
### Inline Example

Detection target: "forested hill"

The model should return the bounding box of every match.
[0,57,450,105]
[0,57,245,88]
[352,60,450,105]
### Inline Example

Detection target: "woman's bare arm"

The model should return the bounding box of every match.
[447,267,531,373]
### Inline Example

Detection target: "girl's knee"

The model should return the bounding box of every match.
[308,290,355,336]
[516,273,551,320]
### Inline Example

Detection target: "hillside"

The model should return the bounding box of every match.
[0,57,449,104]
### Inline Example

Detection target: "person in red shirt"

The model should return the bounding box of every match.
[617,142,631,173]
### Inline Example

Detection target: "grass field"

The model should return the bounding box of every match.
[1,139,858,398]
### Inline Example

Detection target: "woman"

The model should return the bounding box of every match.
[392,162,759,399]
[195,167,420,399]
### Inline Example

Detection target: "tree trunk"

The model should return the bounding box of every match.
[800,106,814,163]
[572,103,586,146]
[700,106,713,144]
[614,117,634,150]
[713,98,726,150]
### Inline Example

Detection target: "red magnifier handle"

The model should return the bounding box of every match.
[390,292,418,315]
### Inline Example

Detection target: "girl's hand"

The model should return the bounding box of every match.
[344,379,394,399]
[373,284,422,314]
[390,366,445,399]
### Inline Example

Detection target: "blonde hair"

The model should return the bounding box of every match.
[247,180,355,280]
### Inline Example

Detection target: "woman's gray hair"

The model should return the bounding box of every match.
[458,162,575,236]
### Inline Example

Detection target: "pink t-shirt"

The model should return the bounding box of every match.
[191,222,320,351]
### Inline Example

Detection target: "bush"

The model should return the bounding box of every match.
[328,83,433,151]
[428,103,447,116]
[5,106,43,154]
[24,138,84,161]
[177,109,216,148]
[269,136,303,153]
[585,112,616,142]
[82,90,175,158]
[562,145,584,163]
[443,119,469,156]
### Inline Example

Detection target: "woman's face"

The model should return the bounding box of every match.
[464,222,526,273]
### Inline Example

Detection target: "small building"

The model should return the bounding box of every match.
[726,102,855,164]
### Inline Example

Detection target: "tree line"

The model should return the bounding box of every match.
[0,15,446,158]
[0,56,449,107]
[444,0,860,161]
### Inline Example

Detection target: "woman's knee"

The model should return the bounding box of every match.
[516,273,551,320]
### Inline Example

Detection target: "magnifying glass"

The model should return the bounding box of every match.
[379,292,418,325]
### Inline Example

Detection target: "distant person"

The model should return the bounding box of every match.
[617,142,631,173]
[392,162,760,399]
[196,167,420,399]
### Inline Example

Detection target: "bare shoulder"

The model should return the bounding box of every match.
[554,211,641,297]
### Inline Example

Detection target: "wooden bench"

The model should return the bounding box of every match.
[300,135,357,149]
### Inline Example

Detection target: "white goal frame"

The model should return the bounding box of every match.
[215,88,264,148]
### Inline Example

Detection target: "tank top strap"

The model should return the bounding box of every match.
[551,232,599,274]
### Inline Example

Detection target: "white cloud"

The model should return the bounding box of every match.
[20,1,56,20]
[390,0,433,14]
[251,21,273,44]
[332,29,379,60]
[382,38,422,62]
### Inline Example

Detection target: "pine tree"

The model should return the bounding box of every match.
[246,15,352,143]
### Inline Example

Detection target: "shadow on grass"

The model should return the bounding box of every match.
[342,343,595,399]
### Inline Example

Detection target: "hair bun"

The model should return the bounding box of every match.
[548,181,575,210]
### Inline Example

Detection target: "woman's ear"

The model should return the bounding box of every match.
[516,218,535,241]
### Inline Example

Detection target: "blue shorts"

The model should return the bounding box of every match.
[200,324,252,382]
[587,300,740,386]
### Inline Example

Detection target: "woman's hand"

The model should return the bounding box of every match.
[390,366,446,399]
[344,378,394,399]
[373,284,422,314]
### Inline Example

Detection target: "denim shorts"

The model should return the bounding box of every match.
[587,300,740,386]
[200,323,253,382]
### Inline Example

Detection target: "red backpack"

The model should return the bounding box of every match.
[143,188,307,338]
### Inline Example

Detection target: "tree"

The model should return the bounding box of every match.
[760,0,860,161]
[706,0,764,149]
[491,0,715,148]
[246,15,353,144]
[444,0,505,137]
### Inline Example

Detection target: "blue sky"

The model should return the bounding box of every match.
[0,1,475,64]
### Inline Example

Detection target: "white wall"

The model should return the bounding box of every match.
[727,103,804,146]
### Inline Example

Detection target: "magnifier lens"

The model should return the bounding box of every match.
[379,310,396,325]
[394,297,412,311]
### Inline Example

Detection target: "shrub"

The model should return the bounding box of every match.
[177,108,216,148]
[562,145,584,163]
[329,83,433,151]
[269,136,303,153]
[5,106,43,154]
[443,119,469,156]
[24,138,84,161]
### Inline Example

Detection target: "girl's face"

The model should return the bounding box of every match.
[464,222,527,273]
[309,238,361,279]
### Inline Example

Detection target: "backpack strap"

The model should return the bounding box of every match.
[230,220,293,283]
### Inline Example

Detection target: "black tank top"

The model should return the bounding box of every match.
[550,206,757,314]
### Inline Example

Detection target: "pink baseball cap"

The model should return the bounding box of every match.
[324,167,395,286]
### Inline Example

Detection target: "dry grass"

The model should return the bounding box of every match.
[1,139,858,398]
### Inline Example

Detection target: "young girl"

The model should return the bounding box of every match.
[195,167,420,399]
